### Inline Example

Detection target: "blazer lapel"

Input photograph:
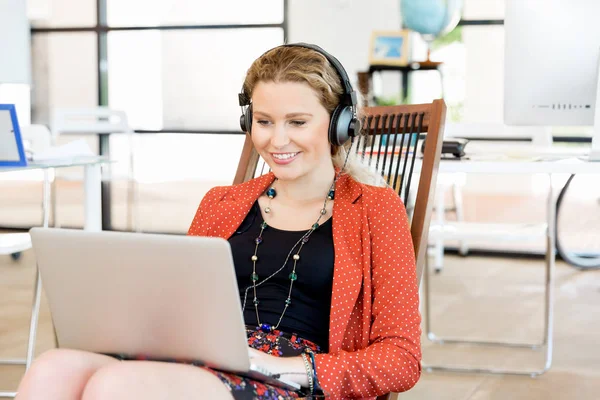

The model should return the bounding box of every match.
[328,174,364,352]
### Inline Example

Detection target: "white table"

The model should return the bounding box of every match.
[428,151,600,263]
[0,156,107,232]
[0,156,108,398]
[419,147,600,376]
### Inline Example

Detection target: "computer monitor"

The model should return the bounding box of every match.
[504,0,600,161]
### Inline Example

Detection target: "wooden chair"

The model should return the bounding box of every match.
[234,99,446,400]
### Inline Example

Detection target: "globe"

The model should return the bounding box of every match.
[400,0,463,62]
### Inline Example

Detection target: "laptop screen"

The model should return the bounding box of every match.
[0,105,26,166]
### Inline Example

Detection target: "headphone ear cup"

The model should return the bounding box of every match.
[328,105,355,146]
[239,114,247,132]
[328,105,344,146]
[240,104,253,134]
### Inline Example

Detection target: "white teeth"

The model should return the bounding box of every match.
[272,152,298,160]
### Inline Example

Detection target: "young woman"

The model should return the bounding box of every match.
[16,43,421,400]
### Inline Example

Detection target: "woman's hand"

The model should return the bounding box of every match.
[247,348,309,388]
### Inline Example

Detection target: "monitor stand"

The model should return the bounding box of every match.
[588,50,600,161]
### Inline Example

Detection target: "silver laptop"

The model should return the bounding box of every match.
[29,227,300,391]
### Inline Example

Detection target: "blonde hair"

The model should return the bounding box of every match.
[242,45,385,187]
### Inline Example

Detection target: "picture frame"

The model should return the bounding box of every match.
[369,30,411,66]
[0,104,28,167]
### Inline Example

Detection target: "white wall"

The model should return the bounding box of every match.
[29,0,98,127]
[287,0,402,99]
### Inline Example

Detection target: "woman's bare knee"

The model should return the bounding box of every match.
[16,349,118,400]
[82,361,234,400]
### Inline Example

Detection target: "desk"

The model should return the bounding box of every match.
[418,150,600,376]
[0,156,108,398]
[0,156,108,232]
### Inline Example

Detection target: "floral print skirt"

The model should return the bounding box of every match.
[107,326,323,400]
[208,327,323,399]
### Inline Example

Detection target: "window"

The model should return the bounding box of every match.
[31,33,98,126]
[26,0,287,232]
[107,0,284,26]
[107,28,284,130]
[426,25,505,123]
[28,0,97,27]
[108,133,246,232]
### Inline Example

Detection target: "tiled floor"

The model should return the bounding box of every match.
[2,250,599,399]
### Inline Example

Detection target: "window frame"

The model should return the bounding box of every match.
[31,0,288,134]
[29,0,288,231]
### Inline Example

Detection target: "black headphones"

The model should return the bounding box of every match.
[238,42,360,146]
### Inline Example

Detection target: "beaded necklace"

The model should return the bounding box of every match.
[241,140,353,333]
[241,178,336,333]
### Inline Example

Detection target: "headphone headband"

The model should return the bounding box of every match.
[285,43,357,107]
[238,43,357,108]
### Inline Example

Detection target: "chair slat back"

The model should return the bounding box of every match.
[358,101,445,284]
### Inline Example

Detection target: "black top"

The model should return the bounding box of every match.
[228,201,334,350]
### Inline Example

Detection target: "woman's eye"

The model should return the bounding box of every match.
[256,120,271,126]
[290,120,306,126]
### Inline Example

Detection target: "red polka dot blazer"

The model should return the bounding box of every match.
[187,172,422,399]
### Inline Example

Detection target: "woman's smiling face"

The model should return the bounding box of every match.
[249,80,333,183]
